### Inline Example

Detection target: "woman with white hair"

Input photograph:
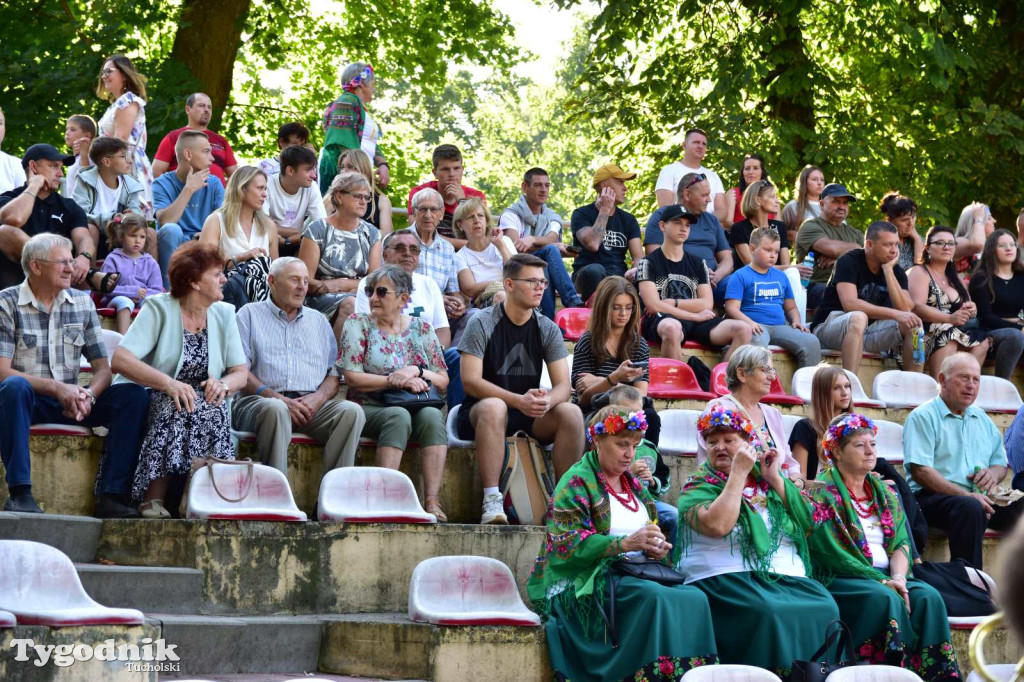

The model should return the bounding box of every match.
[319,61,388,194]
[696,344,805,488]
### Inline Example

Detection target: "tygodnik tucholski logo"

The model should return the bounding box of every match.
[10,637,181,672]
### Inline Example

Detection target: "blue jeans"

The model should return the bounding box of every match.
[655,500,679,545]
[0,377,149,495]
[444,347,464,410]
[535,244,583,318]
[157,223,194,288]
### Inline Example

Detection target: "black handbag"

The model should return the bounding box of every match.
[789,619,864,682]
[913,559,996,617]
[595,556,686,648]
[370,382,445,413]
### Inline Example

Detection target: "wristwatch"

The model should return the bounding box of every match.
[417,366,424,378]
[78,252,93,261]
[83,388,96,405]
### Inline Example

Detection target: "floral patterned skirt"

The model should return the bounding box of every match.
[546,575,717,681]
[828,577,962,681]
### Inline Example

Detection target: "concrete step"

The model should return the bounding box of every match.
[318,613,549,682]
[75,563,204,615]
[0,622,161,681]
[0,511,101,561]
[96,520,546,616]
[148,614,323,676]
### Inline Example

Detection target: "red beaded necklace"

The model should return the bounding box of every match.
[603,474,640,513]
[842,477,878,518]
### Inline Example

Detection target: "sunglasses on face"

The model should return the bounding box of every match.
[364,286,395,299]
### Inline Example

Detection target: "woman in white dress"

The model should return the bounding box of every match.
[96,55,154,217]
[452,197,515,308]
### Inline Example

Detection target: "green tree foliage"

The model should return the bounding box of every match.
[555,0,1024,227]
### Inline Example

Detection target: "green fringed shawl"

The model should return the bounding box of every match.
[673,460,813,580]
[319,91,365,194]
[525,450,659,635]
[806,468,912,585]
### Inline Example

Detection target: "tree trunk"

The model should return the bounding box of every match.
[169,0,252,128]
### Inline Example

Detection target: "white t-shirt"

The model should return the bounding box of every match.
[354,270,449,332]
[655,161,724,212]
[676,499,806,584]
[453,242,505,283]
[863,514,890,570]
[264,174,326,232]
[361,111,380,161]
[609,490,652,558]
[94,176,123,217]
[497,209,561,239]
[65,158,83,196]
[781,199,821,229]
[257,158,281,176]
[0,151,26,194]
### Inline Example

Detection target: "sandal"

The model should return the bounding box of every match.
[424,499,448,523]
[87,268,120,294]
[139,499,171,519]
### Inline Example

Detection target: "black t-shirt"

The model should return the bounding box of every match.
[635,247,710,314]
[810,249,909,329]
[729,218,790,267]
[788,418,820,480]
[0,185,88,288]
[570,203,641,277]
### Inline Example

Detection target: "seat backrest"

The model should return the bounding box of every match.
[976,375,1024,412]
[409,556,526,613]
[554,308,591,340]
[781,413,804,442]
[790,367,816,403]
[843,369,874,402]
[824,665,923,681]
[873,419,904,462]
[0,540,95,612]
[320,467,423,513]
[659,409,702,455]
[873,370,938,409]
[710,363,729,396]
[782,267,807,326]
[767,373,792,397]
[681,664,783,681]
[187,462,305,518]
[649,357,700,390]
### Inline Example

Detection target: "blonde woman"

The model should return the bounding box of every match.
[199,166,278,306]
[96,54,154,216]
[452,197,515,308]
[330,149,393,235]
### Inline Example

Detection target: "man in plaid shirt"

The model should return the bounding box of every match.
[0,233,148,517]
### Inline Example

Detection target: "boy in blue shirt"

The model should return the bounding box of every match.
[724,226,821,367]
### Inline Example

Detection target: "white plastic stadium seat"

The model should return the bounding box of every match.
[0,610,15,627]
[948,615,987,629]
[967,664,1020,682]
[318,467,436,523]
[184,461,307,521]
[874,420,904,463]
[80,328,124,370]
[781,413,804,442]
[873,370,939,410]
[825,666,922,681]
[975,375,1024,413]
[540,353,573,391]
[659,409,702,456]
[0,540,144,626]
[408,556,541,626]
[446,405,474,448]
[783,267,807,326]
[791,367,884,408]
[681,665,783,681]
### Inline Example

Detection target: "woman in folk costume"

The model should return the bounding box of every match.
[319,62,388,195]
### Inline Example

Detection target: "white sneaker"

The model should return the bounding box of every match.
[481,492,508,525]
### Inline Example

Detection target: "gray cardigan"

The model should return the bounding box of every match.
[71,165,145,227]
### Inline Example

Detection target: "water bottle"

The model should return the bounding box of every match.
[800,252,814,287]
[911,327,926,365]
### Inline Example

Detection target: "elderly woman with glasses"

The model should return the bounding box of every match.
[338,264,449,520]
[300,171,382,342]
[696,345,805,488]
[907,225,988,379]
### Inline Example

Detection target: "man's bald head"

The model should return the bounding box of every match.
[939,352,981,414]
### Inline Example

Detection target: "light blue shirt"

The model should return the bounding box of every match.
[152,172,224,236]
[1003,404,1024,474]
[903,396,1007,493]
[725,265,793,326]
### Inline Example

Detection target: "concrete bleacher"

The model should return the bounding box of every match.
[4,336,1024,678]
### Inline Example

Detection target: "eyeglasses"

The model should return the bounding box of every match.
[387,244,421,255]
[100,68,117,77]
[511,278,549,289]
[364,286,396,298]
[758,365,777,376]
[684,173,707,190]
[342,192,372,202]
[37,258,76,267]
[611,305,635,313]
[414,206,443,214]
[928,240,956,249]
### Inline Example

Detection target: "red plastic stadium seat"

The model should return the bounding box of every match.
[711,363,729,396]
[554,308,591,342]
[647,358,716,400]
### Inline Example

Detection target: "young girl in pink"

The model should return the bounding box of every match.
[100,214,164,333]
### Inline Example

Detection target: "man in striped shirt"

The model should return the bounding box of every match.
[232,257,365,474]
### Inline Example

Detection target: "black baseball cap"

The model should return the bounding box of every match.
[820,183,857,201]
[22,144,75,170]
[660,204,699,224]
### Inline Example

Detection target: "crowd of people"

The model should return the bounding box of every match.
[2,56,1024,681]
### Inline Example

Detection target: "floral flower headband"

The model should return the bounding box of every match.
[821,413,877,464]
[587,409,648,442]
[696,405,754,438]
[343,64,374,92]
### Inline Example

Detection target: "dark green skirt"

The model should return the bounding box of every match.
[546,575,718,681]
[827,577,962,681]
[693,572,840,676]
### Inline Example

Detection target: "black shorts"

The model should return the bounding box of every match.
[456,402,537,441]
[640,313,723,347]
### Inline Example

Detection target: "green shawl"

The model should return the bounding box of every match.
[806,467,912,585]
[674,460,813,579]
[319,91,365,195]
[525,450,659,633]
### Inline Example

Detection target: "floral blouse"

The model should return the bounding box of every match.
[337,313,447,404]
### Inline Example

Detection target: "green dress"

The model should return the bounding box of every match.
[675,461,841,677]
[806,468,962,680]
[526,451,718,681]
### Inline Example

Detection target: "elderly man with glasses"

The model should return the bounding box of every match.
[0,233,148,517]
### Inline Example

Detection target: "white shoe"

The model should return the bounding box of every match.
[481,492,508,525]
